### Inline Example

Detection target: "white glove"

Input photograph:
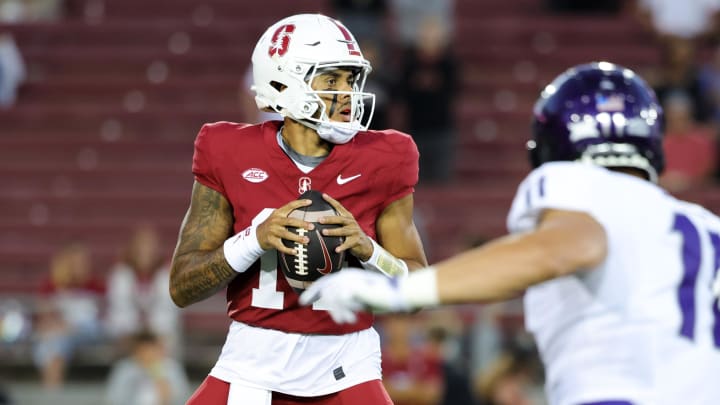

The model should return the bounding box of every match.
[299,268,410,323]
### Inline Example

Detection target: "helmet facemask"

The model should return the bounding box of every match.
[253,61,375,143]
[271,61,376,143]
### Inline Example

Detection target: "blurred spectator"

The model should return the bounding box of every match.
[106,330,190,405]
[398,15,458,183]
[331,0,388,43]
[105,226,181,356]
[32,242,105,389]
[699,45,720,125]
[389,0,454,47]
[0,298,31,344]
[380,314,444,405]
[475,346,545,405]
[660,91,718,192]
[632,0,718,123]
[651,36,712,123]
[0,34,25,108]
[0,0,63,22]
[468,305,504,376]
[632,0,720,40]
[423,309,464,369]
[361,37,393,130]
[424,309,477,405]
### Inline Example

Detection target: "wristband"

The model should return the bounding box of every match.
[223,209,274,273]
[360,238,409,278]
[400,266,439,308]
[223,224,265,273]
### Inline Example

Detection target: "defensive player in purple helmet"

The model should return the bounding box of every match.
[302,62,720,405]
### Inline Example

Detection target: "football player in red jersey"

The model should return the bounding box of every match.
[169,14,428,405]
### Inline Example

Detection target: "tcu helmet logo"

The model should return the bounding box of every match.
[268,24,296,57]
[298,177,312,194]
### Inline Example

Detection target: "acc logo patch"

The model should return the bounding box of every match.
[242,168,269,183]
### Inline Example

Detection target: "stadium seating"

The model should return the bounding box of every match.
[1,0,718,373]
[0,0,329,373]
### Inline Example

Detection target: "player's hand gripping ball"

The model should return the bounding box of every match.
[278,190,345,293]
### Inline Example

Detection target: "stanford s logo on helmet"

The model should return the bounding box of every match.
[268,24,295,57]
[528,61,665,182]
[251,14,376,144]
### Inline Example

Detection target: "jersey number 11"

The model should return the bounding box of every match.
[673,213,720,348]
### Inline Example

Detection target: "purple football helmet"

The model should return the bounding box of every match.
[529,61,665,182]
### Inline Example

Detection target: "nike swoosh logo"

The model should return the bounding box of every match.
[316,230,333,275]
[336,174,361,185]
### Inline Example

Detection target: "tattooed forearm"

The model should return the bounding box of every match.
[171,249,236,307]
[169,181,236,308]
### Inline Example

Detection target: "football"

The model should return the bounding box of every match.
[278,190,345,293]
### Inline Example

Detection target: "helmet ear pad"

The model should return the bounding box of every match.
[275,82,321,121]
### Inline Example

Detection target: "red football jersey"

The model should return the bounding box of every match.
[192,120,419,335]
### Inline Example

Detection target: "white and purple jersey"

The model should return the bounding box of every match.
[508,162,720,405]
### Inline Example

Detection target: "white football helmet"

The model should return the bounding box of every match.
[251,14,376,144]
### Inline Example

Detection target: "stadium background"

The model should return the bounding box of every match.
[0,0,718,403]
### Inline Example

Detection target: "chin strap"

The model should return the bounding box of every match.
[292,116,360,144]
[315,121,359,144]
